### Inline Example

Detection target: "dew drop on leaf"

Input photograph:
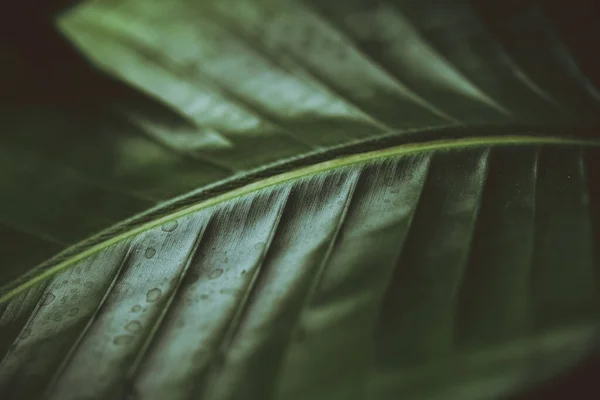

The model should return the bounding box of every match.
[161,220,178,232]
[20,328,32,340]
[68,307,79,317]
[146,288,162,303]
[209,269,224,279]
[41,293,56,306]
[125,320,142,333]
[200,294,210,300]
[144,247,156,259]
[240,270,247,276]
[84,282,93,289]
[73,278,82,285]
[113,335,135,345]
[131,305,142,312]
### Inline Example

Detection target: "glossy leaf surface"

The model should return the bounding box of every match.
[1,1,600,399]
[2,140,600,399]
[2,0,599,282]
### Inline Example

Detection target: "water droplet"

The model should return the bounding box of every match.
[84,282,93,289]
[224,257,229,264]
[161,221,178,232]
[125,320,142,333]
[209,269,223,280]
[73,278,82,285]
[20,329,32,340]
[240,270,247,276]
[253,242,265,250]
[41,293,56,306]
[144,247,156,259]
[68,307,79,317]
[146,288,162,303]
[200,294,210,300]
[113,335,135,345]
[53,313,62,322]
[131,305,142,312]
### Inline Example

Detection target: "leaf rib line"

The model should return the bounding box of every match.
[66,17,318,152]
[394,6,512,117]
[43,243,135,396]
[126,214,213,385]
[59,18,250,161]
[506,56,567,112]
[1,134,599,305]
[185,69,320,149]
[367,153,433,380]
[120,113,239,175]
[527,147,540,334]
[199,186,292,398]
[204,8,393,132]
[0,281,51,369]
[450,148,493,345]
[535,5,600,106]
[272,168,362,394]
[303,3,459,124]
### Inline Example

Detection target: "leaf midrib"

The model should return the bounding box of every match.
[1,131,598,304]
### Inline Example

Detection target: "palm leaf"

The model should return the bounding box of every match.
[1,0,600,399]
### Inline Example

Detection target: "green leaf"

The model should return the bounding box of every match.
[1,1,600,399]
[2,140,600,399]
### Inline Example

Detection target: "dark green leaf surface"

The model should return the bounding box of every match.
[2,140,600,399]
[2,0,599,283]
[2,0,600,399]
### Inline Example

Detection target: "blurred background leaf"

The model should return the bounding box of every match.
[1,0,600,398]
